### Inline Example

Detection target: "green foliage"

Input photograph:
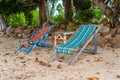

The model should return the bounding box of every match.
[30,10,39,26]
[6,9,40,27]
[78,8,94,24]
[7,13,26,26]
[53,2,65,24]
[0,0,23,15]
[47,0,59,22]
[73,0,103,24]
[53,14,65,24]
[93,8,103,23]
[78,8,103,24]
[56,3,63,14]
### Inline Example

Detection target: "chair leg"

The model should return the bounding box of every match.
[82,33,97,54]
[69,32,96,65]
[93,33,97,54]
[25,44,36,55]
[50,53,59,62]
[69,50,83,65]
[13,46,24,54]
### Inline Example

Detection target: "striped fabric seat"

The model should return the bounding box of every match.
[55,25,98,54]
[29,26,50,42]
[20,26,51,46]
[14,25,55,55]
[51,24,101,65]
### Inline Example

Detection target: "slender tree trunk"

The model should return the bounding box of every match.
[39,0,47,26]
[112,0,120,27]
[46,0,51,23]
[24,7,32,28]
[0,15,7,31]
[64,0,73,23]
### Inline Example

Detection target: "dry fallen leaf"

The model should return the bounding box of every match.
[59,56,65,60]
[87,77,99,80]
[35,53,39,55]
[39,61,51,67]
[16,56,24,59]
[93,57,103,62]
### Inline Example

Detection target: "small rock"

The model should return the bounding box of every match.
[35,57,39,62]
[86,60,90,62]
[6,27,12,34]
[116,55,119,57]
[96,72,100,74]
[21,61,26,63]
[22,64,26,66]
[15,76,22,79]
[17,33,23,39]
[0,31,4,37]
[4,60,8,63]
[57,64,62,69]
[117,75,120,78]
[111,43,120,48]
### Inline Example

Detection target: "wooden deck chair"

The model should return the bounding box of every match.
[14,25,55,55]
[51,24,102,65]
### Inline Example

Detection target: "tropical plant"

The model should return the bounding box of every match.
[78,8,103,24]
[30,10,39,26]
[7,13,26,27]
[53,3,65,23]
[47,0,59,23]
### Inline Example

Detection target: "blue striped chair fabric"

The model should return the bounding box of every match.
[55,25,97,54]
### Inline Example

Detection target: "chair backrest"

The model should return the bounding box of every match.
[69,25,97,48]
[55,25,98,54]
[29,26,51,42]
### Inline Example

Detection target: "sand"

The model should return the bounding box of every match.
[0,37,120,80]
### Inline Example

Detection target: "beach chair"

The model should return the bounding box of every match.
[14,25,55,55]
[51,24,102,65]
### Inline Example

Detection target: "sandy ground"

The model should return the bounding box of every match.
[0,37,120,80]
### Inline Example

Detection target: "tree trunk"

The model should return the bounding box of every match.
[23,6,33,28]
[46,0,51,23]
[64,0,73,23]
[0,15,7,31]
[39,0,47,26]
